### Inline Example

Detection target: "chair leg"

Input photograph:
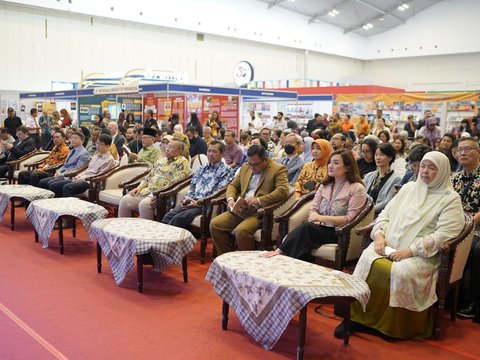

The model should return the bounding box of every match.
[200,235,207,264]
[137,255,144,293]
[451,285,460,321]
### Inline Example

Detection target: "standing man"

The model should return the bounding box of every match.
[162,141,235,227]
[210,145,290,254]
[453,137,480,322]
[119,140,190,220]
[144,110,158,129]
[39,109,55,150]
[0,126,36,178]
[223,130,244,168]
[3,107,22,139]
[248,110,263,134]
[273,112,287,131]
[18,130,70,186]
[25,108,41,149]
[306,113,326,134]
[277,133,304,185]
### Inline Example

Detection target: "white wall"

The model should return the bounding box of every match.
[364,52,480,91]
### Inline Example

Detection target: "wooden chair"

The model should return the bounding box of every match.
[92,163,151,214]
[355,212,474,339]
[7,151,49,183]
[153,175,193,221]
[274,194,374,270]
[190,154,208,173]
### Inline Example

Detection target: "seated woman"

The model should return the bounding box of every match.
[391,137,408,177]
[262,149,367,262]
[363,143,401,214]
[294,139,333,198]
[356,138,378,178]
[335,151,465,339]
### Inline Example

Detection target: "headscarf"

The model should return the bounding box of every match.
[312,139,333,166]
[379,151,460,249]
[302,136,314,162]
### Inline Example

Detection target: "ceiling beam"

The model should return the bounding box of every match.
[268,0,285,9]
[308,0,352,25]
[344,0,407,34]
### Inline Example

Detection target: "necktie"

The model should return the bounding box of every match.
[284,158,290,166]
[67,148,76,163]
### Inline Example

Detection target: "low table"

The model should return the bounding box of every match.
[25,197,109,254]
[90,218,197,293]
[206,251,370,360]
[0,185,55,230]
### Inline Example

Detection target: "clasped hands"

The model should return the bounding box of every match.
[374,234,412,262]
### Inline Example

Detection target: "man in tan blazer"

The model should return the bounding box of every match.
[210,145,290,254]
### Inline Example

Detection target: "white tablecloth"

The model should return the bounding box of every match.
[90,218,197,285]
[0,185,54,221]
[206,251,370,350]
[25,197,108,248]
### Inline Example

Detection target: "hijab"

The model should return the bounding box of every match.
[313,139,333,167]
[302,136,314,162]
[380,151,460,249]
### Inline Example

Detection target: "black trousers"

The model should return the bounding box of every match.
[279,222,337,262]
[465,235,480,301]
[161,205,203,228]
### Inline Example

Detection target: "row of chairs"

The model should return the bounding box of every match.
[5,151,475,338]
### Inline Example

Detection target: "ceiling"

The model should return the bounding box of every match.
[258,0,443,37]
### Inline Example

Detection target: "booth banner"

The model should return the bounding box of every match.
[118,97,142,122]
[201,95,239,135]
[142,95,186,127]
[144,93,157,120]
[185,94,203,129]
[78,95,116,127]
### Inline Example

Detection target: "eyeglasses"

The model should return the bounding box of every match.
[457,146,478,154]
[248,161,264,167]
[360,150,372,154]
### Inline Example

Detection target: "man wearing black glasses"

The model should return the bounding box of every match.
[453,137,480,322]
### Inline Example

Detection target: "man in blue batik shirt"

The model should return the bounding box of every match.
[161,140,235,228]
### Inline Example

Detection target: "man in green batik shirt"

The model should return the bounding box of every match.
[128,127,160,165]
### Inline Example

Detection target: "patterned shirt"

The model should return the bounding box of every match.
[39,143,70,172]
[38,115,55,135]
[452,165,480,231]
[185,161,235,200]
[138,155,190,196]
[294,161,328,198]
[135,145,161,165]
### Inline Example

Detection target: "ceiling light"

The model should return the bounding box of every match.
[363,23,373,30]
[287,0,295,2]
[328,9,339,17]
[398,3,409,11]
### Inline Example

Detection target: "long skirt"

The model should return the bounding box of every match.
[351,257,433,339]
[279,222,337,262]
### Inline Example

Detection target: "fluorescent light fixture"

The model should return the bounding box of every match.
[363,23,373,30]
[398,3,409,11]
[287,0,295,2]
[328,9,339,17]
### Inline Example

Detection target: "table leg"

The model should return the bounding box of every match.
[10,199,15,231]
[72,217,76,237]
[96,241,102,273]
[222,301,229,330]
[137,255,144,293]
[34,230,38,243]
[182,256,188,283]
[343,304,351,345]
[297,306,307,360]
[58,217,64,255]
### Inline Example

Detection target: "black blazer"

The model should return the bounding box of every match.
[7,136,36,161]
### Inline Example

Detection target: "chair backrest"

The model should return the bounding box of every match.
[18,152,50,171]
[446,213,475,285]
[271,191,300,242]
[345,196,375,261]
[175,182,191,206]
[103,163,150,189]
[191,154,208,173]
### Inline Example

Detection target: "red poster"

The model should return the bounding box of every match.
[143,93,157,119]
[202,95,239,136]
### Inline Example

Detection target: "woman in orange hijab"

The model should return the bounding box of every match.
[294,139,333,198]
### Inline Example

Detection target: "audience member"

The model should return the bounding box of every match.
[3,107,22,138]
[400,144,432,185]
[276,133,304,185]
[128,128,161,165]
[0,126,36,178]
[418,116,442,148]
[356,138,378,178]
[186,127,208,157]
[0,127,15,165]
[223,130,244,168]
[206,111,222,138]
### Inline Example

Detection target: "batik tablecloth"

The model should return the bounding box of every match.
[89,218,197,285]
[206,251,370,350]
[25,197,108,248]
[0,185,55,221]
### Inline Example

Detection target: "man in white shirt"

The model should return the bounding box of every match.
[25,108,41,149]
[248,110,263,134]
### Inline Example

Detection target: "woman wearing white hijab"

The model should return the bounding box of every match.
[335,151,465,339]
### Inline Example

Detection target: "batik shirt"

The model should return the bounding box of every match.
[138,155,190,196]
[185,161,235,201]
[452,165,480,232]
[39,143,70,172]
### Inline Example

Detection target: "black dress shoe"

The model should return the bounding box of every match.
[13,201,25,208]
[334,321,357,339]
[457,302,476,319]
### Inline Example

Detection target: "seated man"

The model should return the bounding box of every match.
[18,130,70,187]
[119,140,190,220]
[48,134,115,197]
[128,127,161,165]
[162,141,235,228]
[0,127,16,165]
[209,145,290,254]
[453,137,480,321]
[276,133,304,185]
[223,130,244,168]
[0,126,36,178]
[186,126,208,158]
[38,131,90,191]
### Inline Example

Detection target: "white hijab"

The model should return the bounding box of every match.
[381,151,457,249]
